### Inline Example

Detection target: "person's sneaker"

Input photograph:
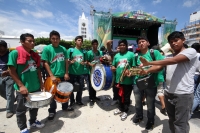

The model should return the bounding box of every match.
[20,128,29,133]
[114,109,122,115]
[70,101,75,107]
[111,100,118,106]
[89,100,94,108]
[64,107,74,111]
[94,97,101,101]
[6,112,14,118]
[145,121,154,131]
[30,120,45,128]
[121,112,128,121]
[48,113,55,121]
[76,102,85,106]
[131,115,143,125]
[160,108,167,116]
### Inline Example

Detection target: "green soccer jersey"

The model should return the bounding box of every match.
[86,50,103,74]
[7,50,40,92]
[41,44,67,77]
[112,51,135,85]
[67,48,86,75]
[134,49,164,85]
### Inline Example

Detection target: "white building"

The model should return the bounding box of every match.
[78,12,90,40]
[0,35,20,48]
[181,11,200,46]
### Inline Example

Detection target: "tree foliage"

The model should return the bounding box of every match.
[34,37,92,50]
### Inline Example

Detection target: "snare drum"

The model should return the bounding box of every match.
[44,77,73,103]
[90,64,113,91]
[25,92,53,108]
[54,82,73,103]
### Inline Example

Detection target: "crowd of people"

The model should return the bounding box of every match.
[0,30,200,133]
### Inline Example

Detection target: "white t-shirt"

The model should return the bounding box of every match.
[165,48,200,94]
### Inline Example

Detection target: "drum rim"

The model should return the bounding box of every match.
[90,64,106,91]
[28,91,52,101]
[57,81,73,92]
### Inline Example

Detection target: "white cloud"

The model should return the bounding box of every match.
[183,0,200,7]
[21,9,53,19]
[149,11,157,15]
[152,0,162,5]
[69,0,144,13]
[0,8,81,43]
[17,0,47,6]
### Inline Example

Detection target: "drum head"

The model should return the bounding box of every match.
[90,64,106,91]
[28,92,52,101]
[57,82,73,92]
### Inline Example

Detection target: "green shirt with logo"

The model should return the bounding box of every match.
[7,50,40,92]
[41,44,67,77]
[112,51,135,85]
[67,48,86,75]
[134,49,164,85]
[86,50,103,74]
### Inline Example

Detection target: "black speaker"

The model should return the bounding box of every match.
[147,24,161,48]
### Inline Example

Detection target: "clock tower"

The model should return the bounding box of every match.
[78,12,89,40]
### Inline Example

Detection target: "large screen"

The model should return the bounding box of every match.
[112,36,138,52]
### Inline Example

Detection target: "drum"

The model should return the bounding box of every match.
[25,92,53,108]
[44,77,73,103]
[90,64,113,91]
[54,82,73,103]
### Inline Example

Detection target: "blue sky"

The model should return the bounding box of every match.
[0,0,200,40]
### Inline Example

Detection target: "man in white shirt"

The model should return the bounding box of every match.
[139,31,200,133]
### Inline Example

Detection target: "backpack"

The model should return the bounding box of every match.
[69,48,86,61]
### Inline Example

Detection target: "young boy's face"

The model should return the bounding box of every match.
[119,43,127,53]
[75,38,83,47]
[50,35,60,47]
[138,39,149,51]
[92,42,98,50]
[0,45,7,53]
[169,38,185,52]
[22,37,35,50]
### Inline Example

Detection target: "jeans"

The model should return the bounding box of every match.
[69,74,84,103]
[194,74,200,93]
[48,77,69,113]
[192,83,200,113]
[88,75,97,100]
[133,85,157,122]
[83,74,89,90]
[164,91,193,133]
[16,90,38,130]
[0,76,15,113]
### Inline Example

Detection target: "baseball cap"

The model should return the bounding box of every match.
[0,40,7,48]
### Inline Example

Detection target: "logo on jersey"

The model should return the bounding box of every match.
[51,52,65,63]
[117,59,128,68]
[93,69,102,87]
[21,60,37,74]
[73,55,83,63]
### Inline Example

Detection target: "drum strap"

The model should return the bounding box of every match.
[55,93,70,99]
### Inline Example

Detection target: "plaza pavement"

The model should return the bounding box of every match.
[0,88,200,133]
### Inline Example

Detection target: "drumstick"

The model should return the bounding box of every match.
[43,89,47,98]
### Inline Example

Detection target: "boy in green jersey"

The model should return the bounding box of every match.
[66,36,86,106]
[8,33,44,133]
[86,39,102,107]
[41,30,73,121]
[132,36,164,131]
[111,39,135,121]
